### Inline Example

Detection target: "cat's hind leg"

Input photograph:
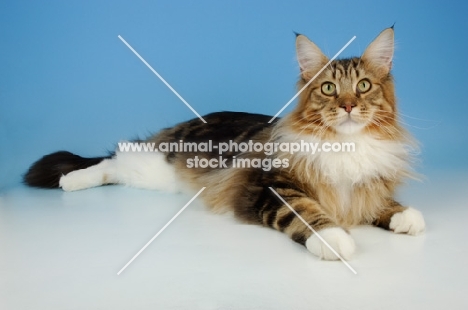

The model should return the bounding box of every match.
[59,151,180,193]
[59,158,116,191]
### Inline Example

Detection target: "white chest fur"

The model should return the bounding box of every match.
[279,132,412,212]
[280,131,412,185]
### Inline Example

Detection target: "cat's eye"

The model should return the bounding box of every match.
[357,79,372,93]
[321,82,336,96]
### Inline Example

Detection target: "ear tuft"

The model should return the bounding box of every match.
[296,35,328,77]
[362,28,394,74]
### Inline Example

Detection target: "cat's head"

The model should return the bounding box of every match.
[289,28,401,139]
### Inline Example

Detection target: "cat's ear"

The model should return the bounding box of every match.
[296,34,328,79]
[362,28,394,74]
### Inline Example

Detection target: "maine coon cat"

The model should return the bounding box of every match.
[24,27,425,260]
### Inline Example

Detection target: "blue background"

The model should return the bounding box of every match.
[1,0,467,190]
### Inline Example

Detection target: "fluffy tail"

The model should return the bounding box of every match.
[24,151,109,188]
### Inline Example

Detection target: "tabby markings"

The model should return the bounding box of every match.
[268,36,356,123]
[269,187,358,275]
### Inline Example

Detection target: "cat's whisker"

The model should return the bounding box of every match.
[376,110,442,130]
[399,113,441,124]
[295,119,324,139]
[382,115,436,131]
[368,118,405,139]
[367,119,398,138]
[290,115,321,128]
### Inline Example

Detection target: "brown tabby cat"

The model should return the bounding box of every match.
[24,27,425,260]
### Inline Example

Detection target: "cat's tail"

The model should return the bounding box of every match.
[23,151,110,188]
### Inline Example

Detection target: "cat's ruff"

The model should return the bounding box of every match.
[275,128,412,185]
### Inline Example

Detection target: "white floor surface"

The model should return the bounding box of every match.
[1,170,467,310]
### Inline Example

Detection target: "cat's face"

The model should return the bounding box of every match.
[290,28,399,139]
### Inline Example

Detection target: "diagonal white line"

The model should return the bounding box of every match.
[268,36,357,123]
[268,187,357,275]
[117,187,206,275]
[118,35,207,123]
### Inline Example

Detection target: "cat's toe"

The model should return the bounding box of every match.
[389,207,425,235]
[305,227,355,260]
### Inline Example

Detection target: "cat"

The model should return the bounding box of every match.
[24,27,425,260]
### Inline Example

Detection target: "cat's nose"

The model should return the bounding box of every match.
[339,102,356,113]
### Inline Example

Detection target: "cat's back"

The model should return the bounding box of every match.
[150,111,277,145]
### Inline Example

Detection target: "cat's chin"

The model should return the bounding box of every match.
[334,118,366,135]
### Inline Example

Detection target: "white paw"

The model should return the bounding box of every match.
[305,227,355,260]
[59,170,95,192]
[389,207,425,235]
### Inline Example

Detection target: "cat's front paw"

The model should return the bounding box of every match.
[305,227,355,260]
[389,207,425,235]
